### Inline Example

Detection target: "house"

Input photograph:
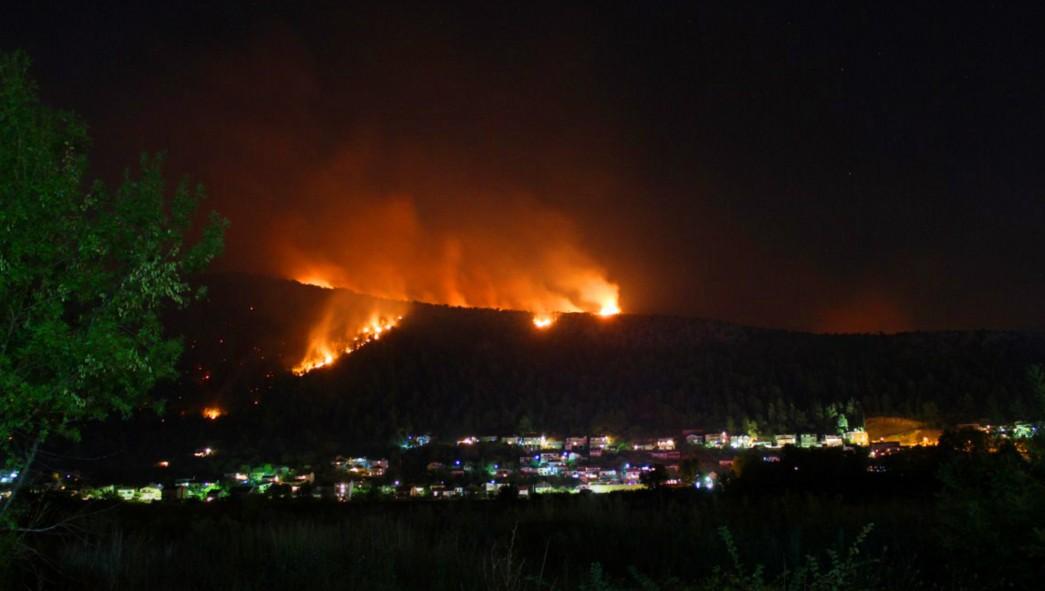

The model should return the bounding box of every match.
[774,434,797,447]
[485,482,509,494]
[589,436,612,449]
[521,436,545,449]
[565,437,588,451]
[822,435,843,447]
[542,439,564,450]
[538,464,562,477]
[656,438,677,451]
[632,440,656,451]
[431,484,462,499]
[705,433,729,448]
[799,434,818,448]
[685,433,705,446]
[730,435,752,449]
[845,430,870,446]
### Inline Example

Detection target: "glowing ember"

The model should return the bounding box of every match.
[202,407,224,420]
[532,315,555,329]
[293,315,403,376]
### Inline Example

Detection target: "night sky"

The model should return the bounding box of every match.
[5,2,1043,332]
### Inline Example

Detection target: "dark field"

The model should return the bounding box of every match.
[0,489,1014,590]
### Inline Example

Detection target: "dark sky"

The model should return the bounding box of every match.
[5,2,1043,332]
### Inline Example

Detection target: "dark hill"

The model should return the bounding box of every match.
[68,274,1045,473]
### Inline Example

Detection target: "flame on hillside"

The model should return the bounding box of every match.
[532,314,556,329]
[284,197,623,367]
[292,294,409,375]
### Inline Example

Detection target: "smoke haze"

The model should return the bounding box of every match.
[11,3,1044,332]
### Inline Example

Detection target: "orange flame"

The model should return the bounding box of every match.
[532,315,556,329]
[277,197,623,319]
[297,276,333,289]
[293,313,405,376]
[202,406,224,420]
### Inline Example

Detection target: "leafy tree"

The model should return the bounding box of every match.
[0,51,226,522]
[935,427,1045,587]
[836,413,849,435]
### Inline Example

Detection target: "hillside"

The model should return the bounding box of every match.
[67,274,1045,470]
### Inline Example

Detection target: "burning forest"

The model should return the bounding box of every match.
[290,287,410,375]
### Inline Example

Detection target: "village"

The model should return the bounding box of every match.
[9,420,1037,505]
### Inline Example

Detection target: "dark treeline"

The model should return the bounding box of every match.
[62,274,1045,467]
[53,273,1041,464]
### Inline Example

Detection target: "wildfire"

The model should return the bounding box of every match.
[292,314,403,376]
[532,315,555,329]
[297,276,333,289]
[202,407,224,420]
[530,296,620,328]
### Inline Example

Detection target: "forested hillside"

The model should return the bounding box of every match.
[111,274,1045,458]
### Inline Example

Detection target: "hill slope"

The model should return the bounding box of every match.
[70,274,1045,468]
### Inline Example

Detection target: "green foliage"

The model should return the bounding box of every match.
[0,51,225,517]
[935,428,1045,587]
[701,527,768,590]
[701,524,877,591]
[4,490,941,590]
[578,563,618,591]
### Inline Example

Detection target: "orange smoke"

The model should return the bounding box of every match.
[281,194,621,319]
[119,30,627,331]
